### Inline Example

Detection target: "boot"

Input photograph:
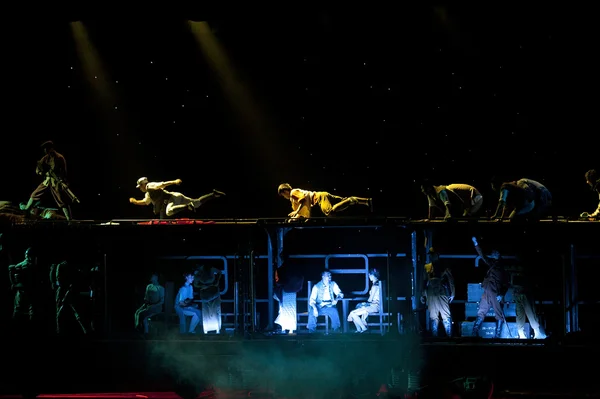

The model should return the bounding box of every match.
[533,326,547,339]
[471,317,483,337]
[430,319,439,337]
[443,318,452,337]
[495,320,504,338]
[61,207,71,221]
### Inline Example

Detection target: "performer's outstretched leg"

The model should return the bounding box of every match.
[188,189,226,211]
[330,196,373,214]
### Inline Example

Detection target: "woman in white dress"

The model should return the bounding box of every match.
[348,268,381,333]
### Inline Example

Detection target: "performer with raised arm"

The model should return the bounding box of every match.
[470,236,509,338]
[129,177,225,219]
[277,183,372,221]
[20,141,76,220]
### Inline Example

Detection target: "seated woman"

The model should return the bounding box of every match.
[347,269,381,333]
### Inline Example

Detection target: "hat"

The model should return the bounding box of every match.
[136,177,148,188]
[41,140,54,149]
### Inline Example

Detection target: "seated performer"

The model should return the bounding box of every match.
[277,183,372,221]
[580,169,599,220]
[134,273,165,334]
[348,268,381,334]
[194,265,222,334]
[491,177,552,221]
[308,270,343,333]
[174,272,201,334]
[129,177,225,219]
[421,180,483,220]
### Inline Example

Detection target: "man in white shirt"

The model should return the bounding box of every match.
[175,272,201,334]
[307,271,344,333]
[129,177,225,219]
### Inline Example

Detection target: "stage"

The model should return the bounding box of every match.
[1,332,599,398]
[1,217,599,398]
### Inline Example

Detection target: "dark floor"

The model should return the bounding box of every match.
[1,332,598,398]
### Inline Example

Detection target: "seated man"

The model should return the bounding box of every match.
[174,272,201,334]
[134,273,165,334]
[307,270,343,333]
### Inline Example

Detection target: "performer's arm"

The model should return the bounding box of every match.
[492,189,509,219]
[154,179,182,190]
[333,281,344,300]
[143,284,151,304]
[158,286,165,307]
[438,189,452,219]
[591,193,600,217]
[130,192,152,206]
[8,265,15,287]
[308,285,318,310]
[444,268,456,300]
[472,237,489,266]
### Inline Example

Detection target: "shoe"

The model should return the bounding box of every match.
[213,189,226,197]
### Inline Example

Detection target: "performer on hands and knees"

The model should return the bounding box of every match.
[580,169,599,220]
[421,180,483,221]
[129,177,225,219]
[491,177,552,221]
[471,236,509,338]
[277,183,372,221]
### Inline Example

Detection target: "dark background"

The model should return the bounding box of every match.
[2,5,597,220]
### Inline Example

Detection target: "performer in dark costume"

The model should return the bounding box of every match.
[50,261,89,335]
[420,247,455,337]
[20,141,75,220]
[130,177,225,219]
[8,247,39,327]
[134,273,165,334]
